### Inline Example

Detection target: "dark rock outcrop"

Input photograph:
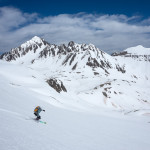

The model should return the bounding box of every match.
[46,78,67,93]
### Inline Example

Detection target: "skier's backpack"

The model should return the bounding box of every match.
[34,106,39,112]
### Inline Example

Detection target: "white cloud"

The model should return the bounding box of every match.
[0,7,150,54]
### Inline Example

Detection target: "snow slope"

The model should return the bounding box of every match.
[0,37,150,150]
[0,60,150,150]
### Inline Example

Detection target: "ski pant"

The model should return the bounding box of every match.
[34,112,40,117]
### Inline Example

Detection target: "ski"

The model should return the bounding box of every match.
[35,118,47,124]
[39,120,47,124]
[26,117,47,124]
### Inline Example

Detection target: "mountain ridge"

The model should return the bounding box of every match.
[0,36,126,75]
[0,36,150,112]
[1,36,150,63]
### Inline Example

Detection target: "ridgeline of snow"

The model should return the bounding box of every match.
[112,45,150,62]
[124,45,150,55]
[0,36,150,150]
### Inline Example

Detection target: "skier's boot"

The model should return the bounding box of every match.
[36,116,41,120]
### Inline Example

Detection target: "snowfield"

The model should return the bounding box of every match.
[0,37,150,150]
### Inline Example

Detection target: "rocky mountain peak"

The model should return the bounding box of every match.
[31,36,42,41]
[0,36,126,74]
[0,36,50,61]
[68,41,75,47]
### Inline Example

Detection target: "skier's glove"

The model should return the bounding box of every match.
[43,110,45,112]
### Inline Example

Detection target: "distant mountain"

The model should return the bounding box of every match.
[0,36,49,62]
[111,45,150,62]
[0,36,126,74]
[0,36,150,112]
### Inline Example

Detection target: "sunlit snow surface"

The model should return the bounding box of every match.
[0,40,150,150]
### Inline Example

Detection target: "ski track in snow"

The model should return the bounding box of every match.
[0,108,33,121]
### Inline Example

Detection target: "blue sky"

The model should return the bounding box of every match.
[0,0,150,54]
[1,0,149,17]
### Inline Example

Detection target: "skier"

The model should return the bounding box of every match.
[34,106,45,120]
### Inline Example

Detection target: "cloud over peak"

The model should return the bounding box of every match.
[0,6,150,54]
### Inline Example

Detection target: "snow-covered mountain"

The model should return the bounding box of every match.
[112,45,150,62]
[0,36,150,150]
[0,36,125,74]
[0,36,150,112]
